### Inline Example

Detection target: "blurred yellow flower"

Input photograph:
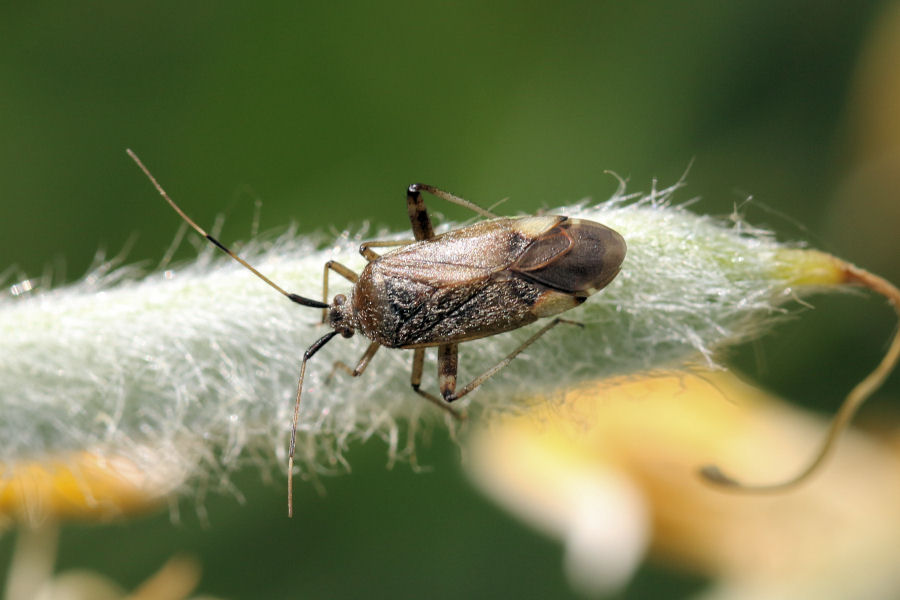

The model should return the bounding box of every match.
[466,370,900,599]
[0,447,185,526]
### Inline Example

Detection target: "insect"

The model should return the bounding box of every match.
[126,150,627,516]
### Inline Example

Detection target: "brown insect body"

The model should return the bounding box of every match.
[129,151,900,508]
[125,152,626,517]
[351,216,626,348]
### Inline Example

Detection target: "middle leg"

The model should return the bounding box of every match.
[358,239,415,261]
[321,260,358,322]
[410,347,463,420]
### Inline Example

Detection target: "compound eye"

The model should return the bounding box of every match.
[340,328,354,339]
[333,293,347,305]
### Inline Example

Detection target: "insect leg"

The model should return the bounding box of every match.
[438,343,459,400]
[410,348,464,420]
[407,184,499,237]
[358,239,415,261]
[321,261,358,323]
[288,330,340,518]
[406,186,436,241]
[411,348,426,389]
[327,340,380,380]
[445,318,582,402]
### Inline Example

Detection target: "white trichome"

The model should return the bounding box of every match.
[0,181,817,493]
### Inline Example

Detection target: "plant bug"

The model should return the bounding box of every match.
[126,150,627,516]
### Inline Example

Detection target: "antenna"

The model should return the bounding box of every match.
[126,149,327,310]
[128,149,341,517]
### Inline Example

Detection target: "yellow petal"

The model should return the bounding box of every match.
[0,449,184,524]
[466,370,900,598]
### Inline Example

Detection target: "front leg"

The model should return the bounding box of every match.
[321,261,358,323]
[358,239,415,262]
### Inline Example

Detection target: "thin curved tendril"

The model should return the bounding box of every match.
[702,262,900,492]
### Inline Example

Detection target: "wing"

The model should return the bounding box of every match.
[510,217,627,295]
[354,217,561,347]
[380,216,563,278]
[388,275,542,347]
[351,215,625,347]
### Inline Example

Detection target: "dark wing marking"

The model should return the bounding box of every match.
[511,225,574,272]
[364,216,567,346]
[392,279,490,345]
[396,276,542,346]
[511,218,625,294]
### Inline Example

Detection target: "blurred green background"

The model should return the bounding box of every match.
[2,1,899,598]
